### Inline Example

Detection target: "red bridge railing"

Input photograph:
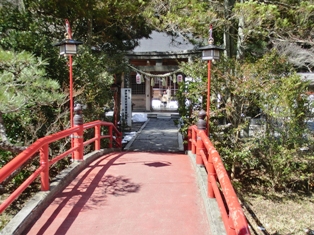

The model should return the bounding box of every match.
[188,125,251,235]
[0,120,121,214]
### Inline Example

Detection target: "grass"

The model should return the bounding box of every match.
[241,192,314,235]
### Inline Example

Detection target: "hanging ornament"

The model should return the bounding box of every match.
[136,73,141,84]
[141,74,144,83]
[162,77,166,86]
[170,76,172,81]
[173,74,177,83]
[177,74,183,83]
[151,78,154,86]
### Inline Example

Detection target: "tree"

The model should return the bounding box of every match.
[233,0,314,69]
[0,49,65,153]
[178,51,314,190]
[0,0,154,155]
[25,0,152,50]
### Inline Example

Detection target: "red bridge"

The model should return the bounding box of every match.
[0,113,250,235]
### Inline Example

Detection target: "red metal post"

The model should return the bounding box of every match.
[191,127,196,154]
[206,60,211,134]
[187,127,192,151]
[196,131,205,165]
[109,125,113,148]
[73,124,84,161]
[73,103,84,161]
[40,144,49,191]
[66,20,74,158]
[95,125,101,150]
[207,159,215,198]
[69,56,73,129]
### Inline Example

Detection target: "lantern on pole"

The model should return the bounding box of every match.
[53,20,82,128]
[53,20,83,159]
[53,19,82,56]
[198,25,224,135]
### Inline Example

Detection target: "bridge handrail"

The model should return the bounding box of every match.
[0,120,122,214]
[188,125,250,235]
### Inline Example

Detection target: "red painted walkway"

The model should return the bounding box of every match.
[26,151,211,235]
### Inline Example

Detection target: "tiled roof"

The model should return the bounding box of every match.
[133,31,196,53]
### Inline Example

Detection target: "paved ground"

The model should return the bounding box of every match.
[24,116,212,235]
[125,118,182,152]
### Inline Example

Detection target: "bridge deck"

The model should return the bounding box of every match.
[26,151,211,235]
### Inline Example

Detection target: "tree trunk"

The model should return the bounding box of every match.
[236,0,245,60]
[224,0,236,58]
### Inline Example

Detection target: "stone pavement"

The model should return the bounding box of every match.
[125,117,183,152]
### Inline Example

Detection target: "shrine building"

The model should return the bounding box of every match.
[124,31,199,112]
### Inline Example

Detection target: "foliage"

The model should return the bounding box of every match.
[143,0,224,45]
[0,49,64,114]
[233,0,314,69]
[0,49,65,153]
[178,51,314,191]
[175,59,207,137]
[26,0,152,50]
[0,0,152,155]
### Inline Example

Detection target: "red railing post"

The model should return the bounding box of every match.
[95,124,101,150]
[40,144,49,191]
[196,131,205,165]
[187,127,192,151]
[207,147,216,198]
[196,110,207,165]
[117,129,122,147]
[109,125,113,148]
[73,103,84,161]
[191,127,196,154]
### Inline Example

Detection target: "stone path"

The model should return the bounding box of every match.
[125,118,183,152]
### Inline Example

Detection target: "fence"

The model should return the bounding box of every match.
[188,124,251,235]
[0,120,121,214]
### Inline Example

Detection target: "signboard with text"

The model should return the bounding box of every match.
[121,88,132,127]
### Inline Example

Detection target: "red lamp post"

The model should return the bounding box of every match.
[199,25,224,135]
[54,20,82,157]
[54,20,82,129]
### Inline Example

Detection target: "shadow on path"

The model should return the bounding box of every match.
[27,152,140,235]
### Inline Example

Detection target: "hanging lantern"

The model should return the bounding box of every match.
[136,73,141,84]
[177,74,183,83]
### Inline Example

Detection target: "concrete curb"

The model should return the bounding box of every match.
[123,119,150,150]
[187,151,227,235]
[177,131,184,152]
[1,148,120,235]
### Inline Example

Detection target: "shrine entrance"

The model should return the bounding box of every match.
[150,75,180,111]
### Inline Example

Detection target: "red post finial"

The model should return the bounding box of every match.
[65,19,72,39]
[208,24,214,44]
